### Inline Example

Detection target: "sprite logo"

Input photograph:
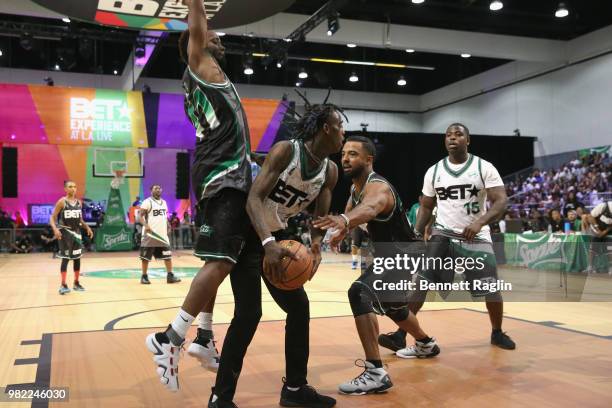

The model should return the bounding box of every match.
[105,214,123,224]
[199,224,213,237]
[517,234,563,268]
[103,231,130,248]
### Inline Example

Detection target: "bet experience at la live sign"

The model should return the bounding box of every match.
[32,0,296,31]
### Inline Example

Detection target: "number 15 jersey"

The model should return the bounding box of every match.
[422,154,504,243]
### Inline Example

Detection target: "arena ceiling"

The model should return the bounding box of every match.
[1,0,611,95]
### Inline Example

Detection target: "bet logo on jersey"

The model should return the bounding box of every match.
[436,184,480,200]
[63,210,82,219]
[152,209,167,217]
[269,179,308,207]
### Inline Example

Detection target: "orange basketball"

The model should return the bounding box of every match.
[263,240,313,290]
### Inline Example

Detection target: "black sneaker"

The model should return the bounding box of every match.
[167,273,181,284]
[208,392,238,408]
[378,330,407,352]
[141,275,151,284]
[491,330,516,350]
[73,281,85,291]
[280,382,336,408]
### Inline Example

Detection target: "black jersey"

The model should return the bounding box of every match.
[58,199,82,232]
[183,67,252,200]
[350,172,415,247]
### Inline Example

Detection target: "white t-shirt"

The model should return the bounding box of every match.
[140,197,170,246]
[422,154,504,242]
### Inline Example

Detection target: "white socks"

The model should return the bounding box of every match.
[198,312,213,331]
[352,254,359,262]
[170,308,195,340]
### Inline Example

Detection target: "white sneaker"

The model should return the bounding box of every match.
[187,337,220,372]
[338,360,393,395]
[145,332,181,392]
[396,338,440,359]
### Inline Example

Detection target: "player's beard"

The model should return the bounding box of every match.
[343,164,364,180]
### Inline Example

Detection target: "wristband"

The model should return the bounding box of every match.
[262,236,276,247]
[339,213,350,228]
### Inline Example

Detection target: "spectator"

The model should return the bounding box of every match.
[548,209,564,233]
[563,190,584,216]
[40,227,59,256]
[13,211,26,229]
[527,209,548,232]
[566,210,581,232]
[132,196,142,207]
[181,211,193,248]
[169,212,180,248]
[11,232,33,253]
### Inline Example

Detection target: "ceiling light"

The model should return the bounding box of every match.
[489,1,503,11]
[0,50,3,57]
[276,62,282,68]
[298,69,308,79]
[345,60,375,66]
[295,82,302,87]
[113,69,118,75]
[244,66,253,75]
[349,72,359,82]
[347,43,357,48]
[555,2,569,18]
[405,49,415,53]
[397,76,407,86]
[216,32,226,36]
[62,17,71,23]
[283,38,292,42]
[461,53,471,58]
[411,0,425,4]
[54,64,60,70]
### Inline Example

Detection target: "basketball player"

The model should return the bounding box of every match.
[139,184,181,284]
[49,181,93,295]
[381,123,516,353]
[145,2,294,407]
[242,95,345,407]
[314,136,438,395]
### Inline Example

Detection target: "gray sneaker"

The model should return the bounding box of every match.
[338,360,392,395]
[396,338,440,359]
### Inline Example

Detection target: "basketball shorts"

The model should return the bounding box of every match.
[416,234,499,297]
[194,188,255,264]
[140,246,172,261]
[57,228,83,260]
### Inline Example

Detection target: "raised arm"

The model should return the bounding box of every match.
[183,0,224,83]
[184,0,208,58]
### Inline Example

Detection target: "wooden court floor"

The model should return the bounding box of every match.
[1,251,611,408]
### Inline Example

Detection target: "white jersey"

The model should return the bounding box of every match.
[140,197,170,247]
[422,154,504,242]
[263,140,328,232]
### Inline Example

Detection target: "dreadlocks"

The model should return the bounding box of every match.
[284,88,348,141]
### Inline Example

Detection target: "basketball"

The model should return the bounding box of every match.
[263,240,313,290]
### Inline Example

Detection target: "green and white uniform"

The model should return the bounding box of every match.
[183,67,252,200]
